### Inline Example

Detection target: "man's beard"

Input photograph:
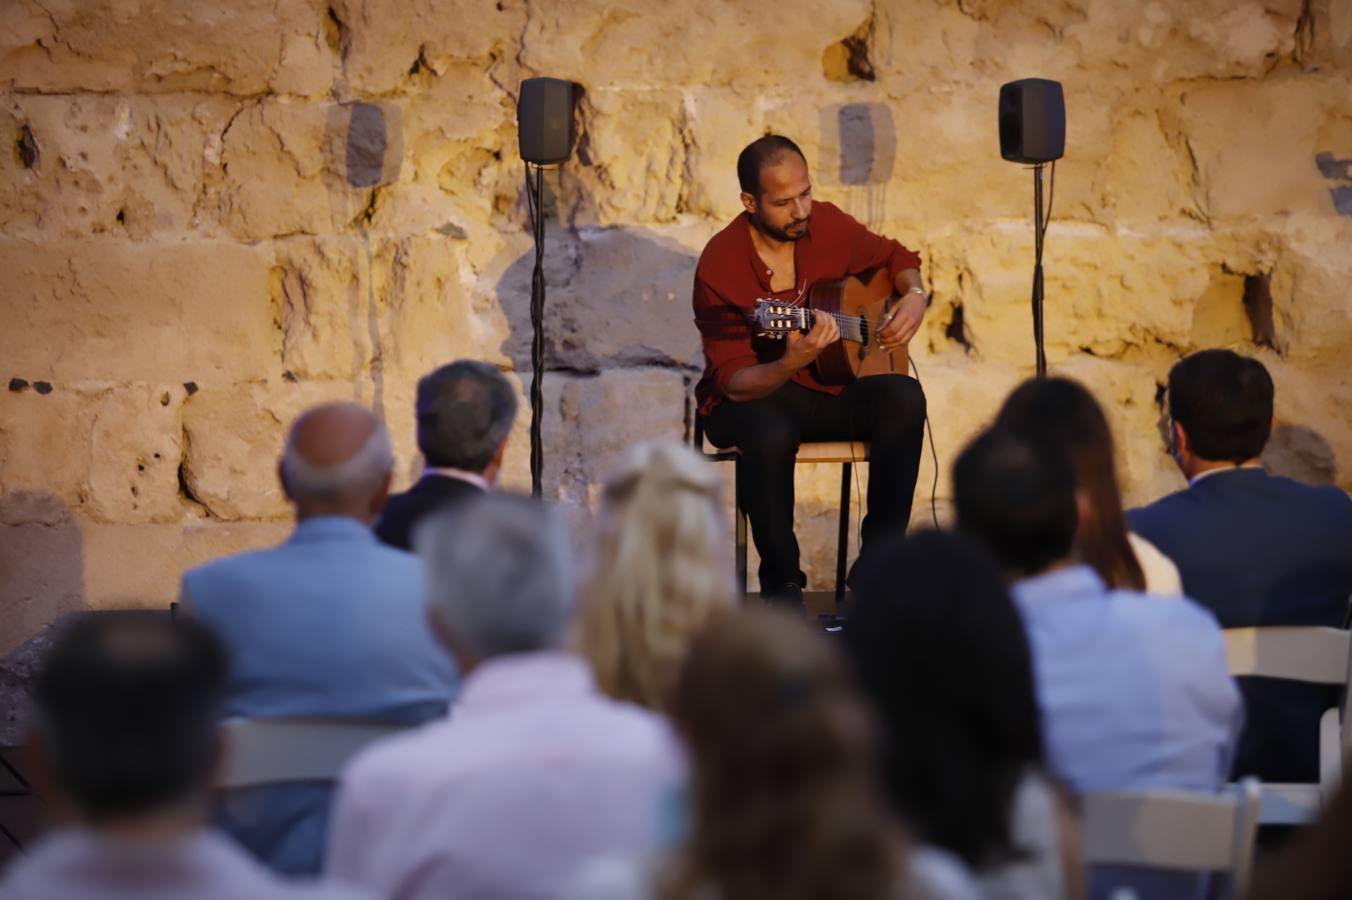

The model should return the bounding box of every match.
[754,214,810,243]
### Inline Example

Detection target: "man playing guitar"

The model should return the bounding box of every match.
[693,134,929,607]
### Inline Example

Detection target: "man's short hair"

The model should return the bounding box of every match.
[954,428,1078,575]
[736,134,807,198]
[1168,349,1274,463]
[416,361,518,472]
[416,493,573,659]
[33,612,228,822]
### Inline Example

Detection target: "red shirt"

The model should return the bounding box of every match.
[692,201,923,415]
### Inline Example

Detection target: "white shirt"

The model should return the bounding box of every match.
[1127,532,1184,597]
[325,651,685,900]
[422,466,490,491]
[0,829,367,900]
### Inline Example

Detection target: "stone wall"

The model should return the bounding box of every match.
[2,0,1351,652]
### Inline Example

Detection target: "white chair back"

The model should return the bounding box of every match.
[1222,626,1352,824]
[1082,778,1262,899]
[218,718,407,790]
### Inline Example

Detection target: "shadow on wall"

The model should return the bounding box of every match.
[1264,423,1339,487]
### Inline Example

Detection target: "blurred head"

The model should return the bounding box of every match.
[664,609,902,900]
[416,360,518,481]
[954,427,1078,579]
[416,492,573,670]
[577,441,736,713]
[1167,349,1274,475]
[847,529,1045,870]
[279,402,394,523]
[737,135,812,243]
[29,612,228,827]
[996,377,1144,590]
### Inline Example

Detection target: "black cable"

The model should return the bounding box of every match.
[526,163,546,497]
[909,356,941,529]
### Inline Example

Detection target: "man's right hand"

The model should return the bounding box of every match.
[782,312,840,371]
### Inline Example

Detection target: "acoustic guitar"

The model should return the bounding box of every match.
[750,268,908,385]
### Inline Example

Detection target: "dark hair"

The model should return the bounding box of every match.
[954,427,1078,575]
[33,612,228,822]
[1168,349,1274,463]
[736,134,807,197]
[664,608,903,900]
[996,377,1144,590]
[846,529,1045,870]
[416,360,518,471]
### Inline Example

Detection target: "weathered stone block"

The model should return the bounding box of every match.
[520,0,872,88]
[329,0,521,95]
[1179,75,1352,220]
[213,101,385,240]
[0,94,239,239]
[181,380,357,520]
[0,240,279,383]
[495,224,707,373]
[0,0,333,95]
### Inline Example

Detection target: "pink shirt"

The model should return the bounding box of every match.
[325,651,685,900]
[0,830,367,900]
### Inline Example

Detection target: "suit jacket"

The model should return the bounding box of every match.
[1128,468,1352,782]
[181,517,459,876]
[375,475,483,552]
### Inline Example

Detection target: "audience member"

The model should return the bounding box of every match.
[326,493,684,900]
[847,529,1081,900]
[953,427,1241,794]
[375,360,517,551]
[1128,349,1352,783]
[180,403,457,875]
[576,440,737,713]
[573,607,981,900]
[996,377,1182,595]
[0,612,366,900]
[955,428,1242,900]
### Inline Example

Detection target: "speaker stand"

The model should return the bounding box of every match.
[526,163,546,497]
[1029,161,1054,378]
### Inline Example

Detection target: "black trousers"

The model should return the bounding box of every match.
[704,375,926,589]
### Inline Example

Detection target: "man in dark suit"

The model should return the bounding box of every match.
[1129,349,1352,783]
[376,360,518,551]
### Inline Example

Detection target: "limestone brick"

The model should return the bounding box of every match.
[212,100,396,240]
[0,240,278,383]
[0,94,239,239]
[495,224,709,374]
[180,380,357,521]
[0,0,333,96]
[519,0,873,88]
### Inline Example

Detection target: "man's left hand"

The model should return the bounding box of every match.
[878,291,926,353]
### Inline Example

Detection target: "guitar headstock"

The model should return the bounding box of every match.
[752,300,809,339]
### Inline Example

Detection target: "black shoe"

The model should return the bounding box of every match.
[760,581,804,612]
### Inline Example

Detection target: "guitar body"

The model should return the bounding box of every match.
[807,268,909,385]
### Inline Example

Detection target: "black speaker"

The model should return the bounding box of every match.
[999,79,1065,164]
[518,77,575,165]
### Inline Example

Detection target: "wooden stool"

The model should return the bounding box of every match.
[693,415,868,603]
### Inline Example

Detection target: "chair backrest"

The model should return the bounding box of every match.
[217,718,408,790]
[1223,626,1351,684]
[1082,778,1261,898]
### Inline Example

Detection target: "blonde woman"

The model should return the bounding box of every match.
[576,439,738,713]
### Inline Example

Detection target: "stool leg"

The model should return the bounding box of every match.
[836,462,851,604]
[735,457,749,599]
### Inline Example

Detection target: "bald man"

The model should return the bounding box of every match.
[180,403,458,876]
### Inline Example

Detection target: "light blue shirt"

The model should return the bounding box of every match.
[1011,565,1242,795]
[182,516,459,876]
